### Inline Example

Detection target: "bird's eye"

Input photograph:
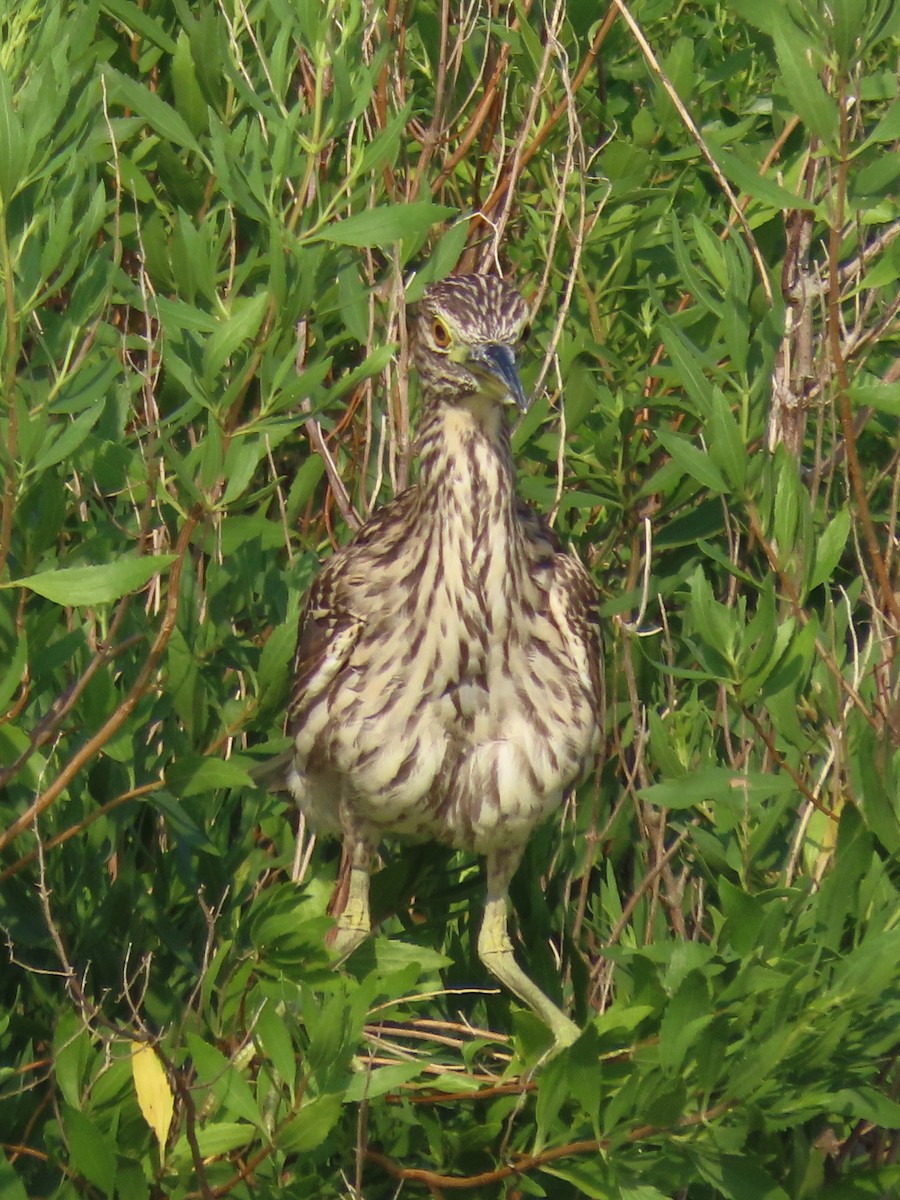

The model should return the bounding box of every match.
[431,317,451,349]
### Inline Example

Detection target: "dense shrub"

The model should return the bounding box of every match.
[1,1,898,1196]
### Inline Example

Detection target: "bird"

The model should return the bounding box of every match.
[287,274,601,1047]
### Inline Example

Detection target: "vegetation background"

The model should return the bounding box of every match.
[1,0,899,1196]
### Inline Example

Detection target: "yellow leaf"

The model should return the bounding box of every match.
[131,1041,174,1160]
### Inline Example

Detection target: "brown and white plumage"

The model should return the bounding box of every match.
[288,275,601,1044]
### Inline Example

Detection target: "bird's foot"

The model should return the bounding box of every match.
[478,898,580,1052]
[329,866,371,964]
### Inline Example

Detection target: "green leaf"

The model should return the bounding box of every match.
[656,428,728,493]
[6,556,177,605]
[276,1093,344,1153]
[0,1149,28,1200]
[696,1153,790,1200]
[99,0,178,53]
[172,30,207,139]
[690,566,736,662]
[204,291,271,381]
[857,728,900,854]
[257,613,299,708]
[0,632,27,714]
[707,388,747,492]
[861,97,900,147]
[53,1011,92,1109]
[716,147,815,212]
[31,405,103,474]
[658,971,713,1073]
[0,68,25,201]
[63,1105,117,1198]
[105,67,205,158]
[166,756,255,798]
[828,0,870,66]
[808,509,851,591]
[173,1122,254,1160]
[540,1158,610,1198]
[534,1053,571,1152]
[849,379,900,414]
[658,315,714,414]
[641,768,794,810]
[772,11,838,147]
[343,1062,421,1102]
[318,202,456,248]
[185,1033,263,1127]
[253,1001,297,1091]
[221,435,268,505]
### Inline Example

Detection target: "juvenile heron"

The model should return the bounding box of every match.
[287,274,601,1046]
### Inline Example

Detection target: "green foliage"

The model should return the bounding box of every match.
[1,0,898,1196]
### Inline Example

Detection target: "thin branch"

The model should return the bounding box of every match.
[608,0,773,306]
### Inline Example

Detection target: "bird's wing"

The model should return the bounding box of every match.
[287,489,417,729]
[551,551,604,716]
[288,559,363,725]
[516,499,604,715]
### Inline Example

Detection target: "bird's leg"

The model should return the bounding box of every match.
[330,834,374,963]
[478,850,580,1048]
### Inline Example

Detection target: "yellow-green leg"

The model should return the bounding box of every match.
[331,864,371,960]
[477,852,580,1048]
[330,832,375,962]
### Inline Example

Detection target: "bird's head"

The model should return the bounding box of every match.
[412,275,531,413]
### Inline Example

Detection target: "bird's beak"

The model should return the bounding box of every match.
[471,343,530,412]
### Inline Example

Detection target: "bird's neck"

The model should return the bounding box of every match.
[410,397,524,630]
[414,398,518,518]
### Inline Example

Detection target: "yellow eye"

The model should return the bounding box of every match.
[431,317,451,349]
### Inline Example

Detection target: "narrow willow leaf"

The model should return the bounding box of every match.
[773,455,802,559]
[0,1150,28,1200]
[167,755,255,798]
[204,291,271,381]
[658,316,714,414]
[707,388,747,492]
[669,216,719,314]
[253,1001,297,1091]
[64,1108,117,1197]
[105,66,205,158]
[861,97,900,147]
[656,428,728,493]
[343,1063,421,1103]
[173,1122,254,1161]
[31,405,103,474]
[172,30,207,138]
[716,147,815,213]
[275,1093,344,1154]
[0,68,25,201]
[186,1033,263,1127]
[808,509,851,591]
[771,12,838,147]
[849,380,900,414]
[829,0,869,66]
[131,1042,174,1160]
[6,556,176,605]
[0,633,27,713]
[318,202,456,248]
[99,0,178,53]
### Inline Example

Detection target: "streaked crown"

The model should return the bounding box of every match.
[412,275,530,410]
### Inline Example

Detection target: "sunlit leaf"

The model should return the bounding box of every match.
[5,557,177,605]
[131,1042,174,1160]
[317,202,456,248]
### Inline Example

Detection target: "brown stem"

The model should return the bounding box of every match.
[0,779,162,884]
[0,514,201,855]
[0,201,20,578]
[828,78,900,630]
